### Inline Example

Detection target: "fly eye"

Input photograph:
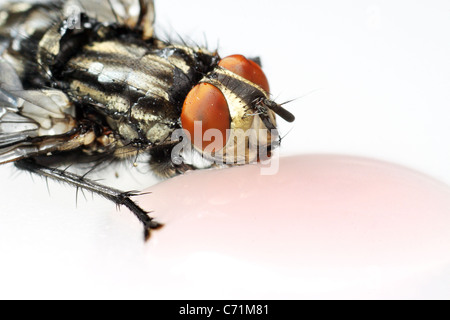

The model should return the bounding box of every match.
[218,54,270,93]
[181,83,231,151]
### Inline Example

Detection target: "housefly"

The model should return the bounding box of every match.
[0,0,295,240]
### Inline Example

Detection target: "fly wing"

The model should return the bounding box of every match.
[0,58,77,164]
[64,0,155,38]
[0,55,35,150]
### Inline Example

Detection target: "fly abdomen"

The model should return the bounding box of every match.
[0,1,64,87]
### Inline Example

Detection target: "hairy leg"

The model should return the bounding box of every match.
[15,158,162,240]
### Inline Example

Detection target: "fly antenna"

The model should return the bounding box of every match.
[264,100,295,123]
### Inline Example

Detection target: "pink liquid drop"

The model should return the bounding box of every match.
[134,155,450,299]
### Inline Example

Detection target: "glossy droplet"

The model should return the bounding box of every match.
[181,83,230,151]
[219,54,270,93]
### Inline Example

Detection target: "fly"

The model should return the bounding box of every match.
[0,0,295,240]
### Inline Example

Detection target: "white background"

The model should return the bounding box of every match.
[0,0,449,299]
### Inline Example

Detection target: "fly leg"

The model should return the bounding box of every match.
[149,143,195,178]
[15,158,161,240]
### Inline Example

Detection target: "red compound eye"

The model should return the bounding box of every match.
[181,83,230,151]
[218,54,270,93]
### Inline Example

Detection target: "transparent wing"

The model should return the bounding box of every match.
[0,58,76,164]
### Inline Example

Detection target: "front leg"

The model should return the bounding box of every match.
[15,158,162,240]
[149,144,195,178]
